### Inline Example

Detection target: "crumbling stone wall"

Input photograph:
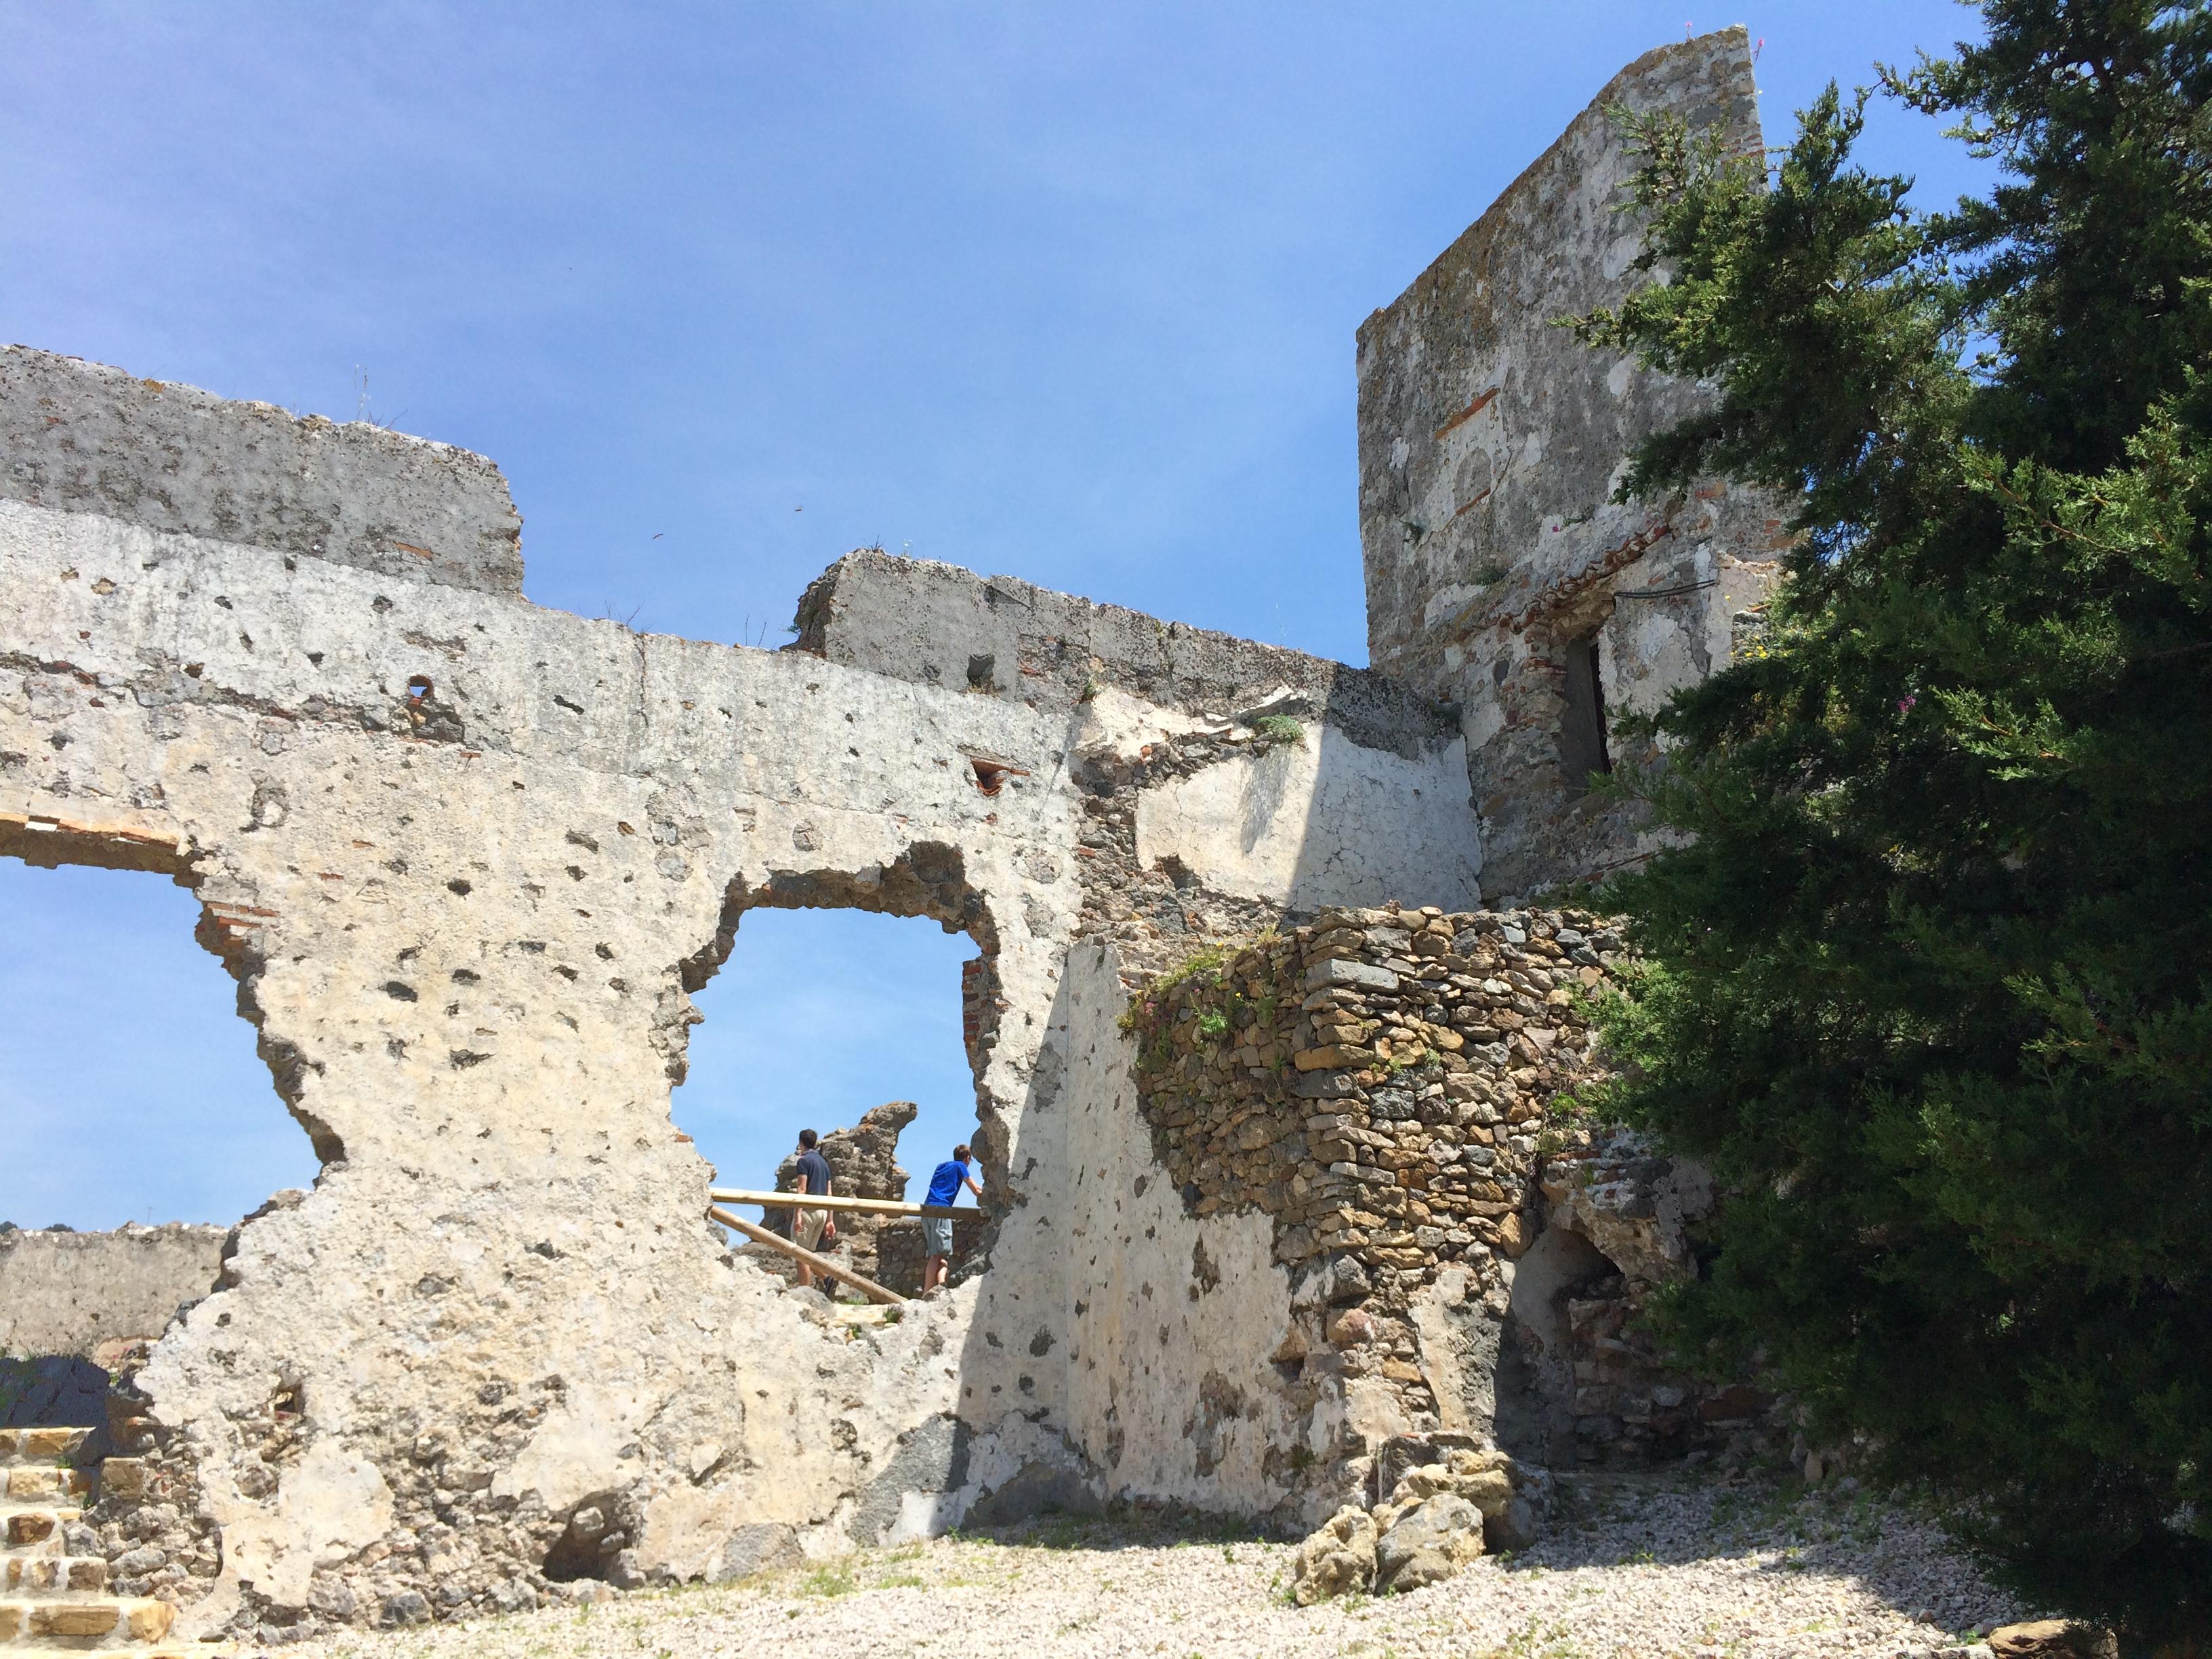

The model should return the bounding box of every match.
[0,24,1799,1637]
[798,552,1481,979]
[1058,907,1774,1525]
[1528,1134,1780,1469]
[1356,28,1784,897]
[0,346,1484,1643]
[0,346,523,598]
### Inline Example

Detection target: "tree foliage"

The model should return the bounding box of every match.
[1576,3,2212,1645]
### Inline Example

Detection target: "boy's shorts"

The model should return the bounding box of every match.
[795,1210,829,1252]
[923,1216,954,1256]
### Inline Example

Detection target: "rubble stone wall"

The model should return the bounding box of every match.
[0,1224,227,1359]
[800,552,1482,979]
[1355,29,1784,897]
[1061,907,1774,1525]
[1,346,523,598]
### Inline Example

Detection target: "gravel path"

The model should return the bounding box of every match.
[285,1475,2032,1659]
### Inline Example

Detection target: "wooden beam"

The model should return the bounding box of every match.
[708,1206,905,1305]
[708,1188,968,1221]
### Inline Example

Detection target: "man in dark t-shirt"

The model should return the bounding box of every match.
[921,1143,983,1294]
[790,1129,836,1290]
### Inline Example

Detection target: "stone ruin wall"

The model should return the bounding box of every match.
[760,1101,917,1284]
[1357,26,1785,897]
[0,336,1476,1643]
[1051,905,1782,1533]
[1,1227,228,1365]
[0,26,1792,1646]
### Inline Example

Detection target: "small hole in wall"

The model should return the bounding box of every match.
[407,676,433,702]
[968,757,1029,798]
[541,1492,626,1583]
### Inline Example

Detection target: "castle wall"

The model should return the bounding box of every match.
[0,27,1799,1639]
[0,350,1475,1643]
[1,347,523,598]
[1355,28,1783,897]
[0,1225,227,1360]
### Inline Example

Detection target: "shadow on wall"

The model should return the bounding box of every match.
[1495,1224,1615,1467]
[0,1355,111,1431]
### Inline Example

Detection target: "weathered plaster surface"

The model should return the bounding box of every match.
[0,350,1483,1637]
[1058,939,1332,1525]
[1133,724,1479,912]
[0,1224,226,1357]
[1356,29,1783,895]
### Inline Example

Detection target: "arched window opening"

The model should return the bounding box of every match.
[673,905,987,1300]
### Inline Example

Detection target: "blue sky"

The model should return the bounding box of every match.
[0,1,1988,1227]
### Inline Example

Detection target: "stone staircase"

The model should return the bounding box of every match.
[0,1427,205,1656]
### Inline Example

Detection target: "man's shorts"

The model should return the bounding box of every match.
[794,1209,828,1252]
[923,1216,954,1257]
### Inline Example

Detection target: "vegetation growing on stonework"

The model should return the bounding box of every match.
[1577,2,2212,1646]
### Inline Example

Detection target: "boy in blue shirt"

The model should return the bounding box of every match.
[921,1143,982,1294]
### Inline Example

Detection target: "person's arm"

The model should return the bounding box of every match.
[964,1167,983,1200]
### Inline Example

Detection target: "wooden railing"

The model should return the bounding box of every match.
[707,1187,962,1219]
[705,1187,979,1307]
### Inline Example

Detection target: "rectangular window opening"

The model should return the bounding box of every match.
[1559,630,1612,793]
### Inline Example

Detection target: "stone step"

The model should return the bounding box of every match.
[0,1595,173,1645]
[0,1507,85,1550]
[1,1468,91,1504]
[1,1555,108,1595]
[0,1429,91,1468]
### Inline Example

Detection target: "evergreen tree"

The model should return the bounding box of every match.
[1576,3,2212,1647]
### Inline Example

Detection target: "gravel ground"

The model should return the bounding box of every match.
[285,1473,2032,1659]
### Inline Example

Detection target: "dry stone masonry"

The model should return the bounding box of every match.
[1101,906,1769,1525]
[0,26,1789,1644]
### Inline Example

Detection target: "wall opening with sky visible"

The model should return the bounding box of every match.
[672,905,982,1205]
[0,859,317,1230]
